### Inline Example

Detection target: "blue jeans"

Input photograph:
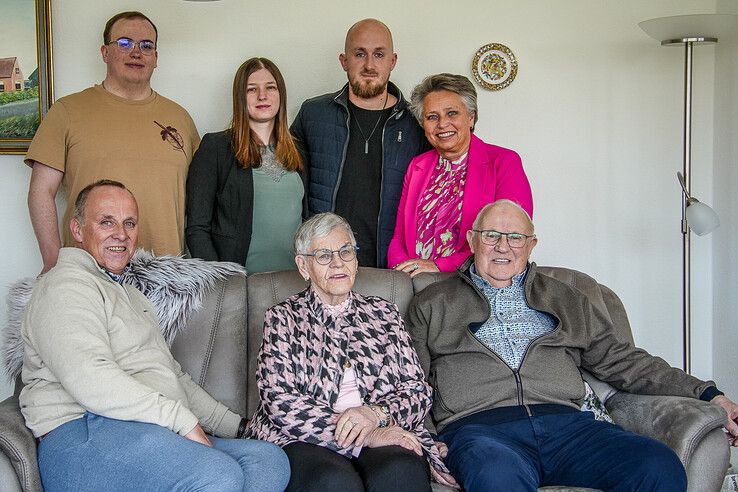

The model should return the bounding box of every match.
[439,409,686,492]
[38,413,290,492]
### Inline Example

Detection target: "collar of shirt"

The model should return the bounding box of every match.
[307,286,355,323]
[104,265,130,284]
[470,264,527,294]
[438,152,469,172]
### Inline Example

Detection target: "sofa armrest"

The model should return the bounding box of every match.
[606,392,730,491]
[0,396,41,492]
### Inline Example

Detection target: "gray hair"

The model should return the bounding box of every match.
[409,73,478,129]
[73,179,130,224]
[294,212,357,254]
[473,199,534,234]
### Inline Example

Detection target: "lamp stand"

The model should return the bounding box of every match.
[681,40,694,375]
[661,37,716,374]
[640,14,735,375]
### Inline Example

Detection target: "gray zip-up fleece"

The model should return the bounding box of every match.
[406,260,714,433]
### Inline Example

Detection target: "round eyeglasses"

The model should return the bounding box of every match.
[472,229,535,248]
[300,245,358,265]
[107,37,156,55]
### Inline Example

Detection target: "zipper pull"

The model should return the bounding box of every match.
[397,131,402,142]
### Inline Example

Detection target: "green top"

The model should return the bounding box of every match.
[245,147,303,274]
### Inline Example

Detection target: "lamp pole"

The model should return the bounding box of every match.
[681,39,693,375]
[660,36,715,374]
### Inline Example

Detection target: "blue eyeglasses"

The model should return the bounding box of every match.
[107,37,156,55]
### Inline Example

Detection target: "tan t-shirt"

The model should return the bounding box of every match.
[25,85,200,255]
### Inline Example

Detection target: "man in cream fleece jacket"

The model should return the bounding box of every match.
[19,179,289,492]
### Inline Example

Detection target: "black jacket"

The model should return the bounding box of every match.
[185,130,304,264]
[290,82,430,267]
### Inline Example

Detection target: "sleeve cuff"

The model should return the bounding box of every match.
[699,386,724,402]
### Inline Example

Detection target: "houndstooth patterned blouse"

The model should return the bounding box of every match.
[246,287,448,473]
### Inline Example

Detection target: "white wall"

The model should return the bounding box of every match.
[1,0,729,402]
[714,0,738,469]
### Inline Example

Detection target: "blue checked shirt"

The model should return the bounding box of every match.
[470,265,557,369]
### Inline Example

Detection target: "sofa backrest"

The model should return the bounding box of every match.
[172,264,633,420]
[170,275,249,416]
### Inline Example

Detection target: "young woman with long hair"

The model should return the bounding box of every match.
[186,57,303,273]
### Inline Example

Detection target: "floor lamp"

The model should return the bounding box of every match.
[638,14,734,374]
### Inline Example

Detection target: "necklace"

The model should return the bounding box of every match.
[258,145,286,182]
[349,91,389,154]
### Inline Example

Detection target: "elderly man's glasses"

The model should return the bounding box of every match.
[473,229,535,248]
[301,245,358,265]
[108,37,156,55]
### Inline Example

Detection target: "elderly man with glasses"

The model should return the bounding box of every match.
[406,199,738,492]
[25,11,199,275]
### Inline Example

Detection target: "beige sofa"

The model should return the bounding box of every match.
[0,266,730,491]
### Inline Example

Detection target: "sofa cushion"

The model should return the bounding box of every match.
[170,275,249,416]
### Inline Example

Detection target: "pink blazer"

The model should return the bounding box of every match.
[387,134,533,271]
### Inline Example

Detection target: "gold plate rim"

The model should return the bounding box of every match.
[471,43,518,91]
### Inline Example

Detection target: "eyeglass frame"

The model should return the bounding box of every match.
[298,244,359,265]
[472,229,536,248]
[107,37,157,55]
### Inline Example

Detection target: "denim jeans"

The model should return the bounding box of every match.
[38,413,290,492]
[439,409,687,492]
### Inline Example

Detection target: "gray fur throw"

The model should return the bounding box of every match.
[3,249,245,379]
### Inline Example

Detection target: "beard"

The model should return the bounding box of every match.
[349,73,388,99]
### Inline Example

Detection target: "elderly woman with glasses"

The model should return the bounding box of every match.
[246,212,455,491]
[388,73,533,277]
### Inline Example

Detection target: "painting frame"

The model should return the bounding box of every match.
[0,0,54,155]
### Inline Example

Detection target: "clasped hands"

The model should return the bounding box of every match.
[334,405,421,455]
[334,406,460,489]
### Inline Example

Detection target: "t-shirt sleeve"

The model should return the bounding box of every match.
[24,100,70,172]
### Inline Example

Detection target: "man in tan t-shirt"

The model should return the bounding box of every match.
[25,11,200,274]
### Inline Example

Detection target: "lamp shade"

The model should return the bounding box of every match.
[686,201,719,236]
[639,14,738,43]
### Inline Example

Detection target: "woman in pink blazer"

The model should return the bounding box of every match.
[387,73,533,275]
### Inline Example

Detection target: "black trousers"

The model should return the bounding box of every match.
[283,442,431,492]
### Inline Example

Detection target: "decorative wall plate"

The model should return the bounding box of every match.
[472,43,518,91]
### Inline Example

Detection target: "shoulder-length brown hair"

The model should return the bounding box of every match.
[230,57,302,172]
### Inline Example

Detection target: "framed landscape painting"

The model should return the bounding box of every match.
[0,0,53,154]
